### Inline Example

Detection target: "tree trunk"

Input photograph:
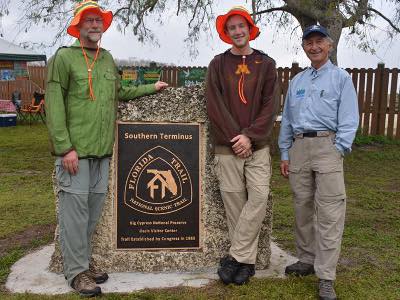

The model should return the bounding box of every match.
[320,17,343,66]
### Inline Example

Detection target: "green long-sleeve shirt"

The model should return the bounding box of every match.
[45,40,156,158]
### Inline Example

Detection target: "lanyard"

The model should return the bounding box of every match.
[79,40,101,100]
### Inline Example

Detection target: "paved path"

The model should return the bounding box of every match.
[6,242,296,294]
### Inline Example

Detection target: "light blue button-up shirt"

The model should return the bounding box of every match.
[278,60,359,161]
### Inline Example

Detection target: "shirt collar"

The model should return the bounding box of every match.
[71,39,105,59]
[308,59,332,77]
[71,39,81,48]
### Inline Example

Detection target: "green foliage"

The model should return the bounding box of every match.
[354,131,400,146]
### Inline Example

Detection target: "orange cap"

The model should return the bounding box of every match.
[67,0,113,38]
[216,6,260,44]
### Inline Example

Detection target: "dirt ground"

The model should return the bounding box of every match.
[0,224,56,257]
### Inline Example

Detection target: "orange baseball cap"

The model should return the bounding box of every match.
[216,6,260,44]
[67,0,113,38]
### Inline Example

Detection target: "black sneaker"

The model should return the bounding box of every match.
[233,263,255,285]
[319,279,337,300]
[285,261,315,276]
[217,255,240,285]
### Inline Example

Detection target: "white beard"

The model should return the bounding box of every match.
[87,33,102,43]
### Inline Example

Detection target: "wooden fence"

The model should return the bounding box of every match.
[0,66,46,106]
[28,66,47,90]
[0,63,398,139]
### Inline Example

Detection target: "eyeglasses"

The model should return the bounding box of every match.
[83,18,103,24]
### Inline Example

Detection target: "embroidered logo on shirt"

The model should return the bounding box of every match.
[255,60,262,64]
[296,88,306,99]
[235,63,250,75]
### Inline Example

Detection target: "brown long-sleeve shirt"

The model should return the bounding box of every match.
[206,49,278,153]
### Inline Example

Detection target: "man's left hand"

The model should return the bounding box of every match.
[231,134,252,157]
[154,81,168,91]
[280,160,289,178]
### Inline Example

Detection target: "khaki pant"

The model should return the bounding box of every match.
[288,134,346,280]
[55,157,110,285]
[214,147,272,264]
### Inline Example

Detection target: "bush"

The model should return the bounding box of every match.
[354,130,400,146]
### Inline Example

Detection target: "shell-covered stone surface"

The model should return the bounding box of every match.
[49,85,272,273]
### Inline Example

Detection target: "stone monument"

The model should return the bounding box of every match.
[50,84,273,273]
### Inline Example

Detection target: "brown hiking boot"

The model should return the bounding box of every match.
[71,271,101,297]
[86,263,109,284]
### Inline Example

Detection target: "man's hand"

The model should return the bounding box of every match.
[280,160,289,178]
[154,81,168,91]
[62,150,79,175]
[231,134,252,158]
[237,148,253,159]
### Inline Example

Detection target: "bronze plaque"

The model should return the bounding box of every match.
[116,122,200,249]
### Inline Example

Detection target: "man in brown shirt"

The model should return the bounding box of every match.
[206,6,278,285]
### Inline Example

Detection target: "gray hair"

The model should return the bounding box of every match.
[302,36,334,53]
[325,36,334,45]
[302,35,333,46]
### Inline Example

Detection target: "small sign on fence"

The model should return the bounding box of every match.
[121,69,140,87]
[0,61,14,69]
[178,68,206,87]
[142,69,162,84]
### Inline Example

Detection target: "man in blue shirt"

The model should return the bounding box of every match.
[278,25,359,300]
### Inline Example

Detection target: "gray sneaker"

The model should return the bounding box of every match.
[285,261,315,276]
[71,271,101,297]
[319,279,337,300]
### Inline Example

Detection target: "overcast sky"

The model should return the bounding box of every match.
[1,1,400,68]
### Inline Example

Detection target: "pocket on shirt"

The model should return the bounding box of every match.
[104,71,117,99]
[70,73,96,99]
[314,91,339,117]
[104,71,116,81]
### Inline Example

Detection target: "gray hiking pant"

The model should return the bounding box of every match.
[55,157,110,286]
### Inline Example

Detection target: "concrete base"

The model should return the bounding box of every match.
[6,242,296,294]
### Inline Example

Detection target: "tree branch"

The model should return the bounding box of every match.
[368,6,400,33]
[283,0,324,20]
[252,0,256,21]
[253,6,289,16]
[188,0,201,28]
[343,0,368,27]
[177,0,181,16]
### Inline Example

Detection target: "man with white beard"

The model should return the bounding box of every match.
[45,0,167,296]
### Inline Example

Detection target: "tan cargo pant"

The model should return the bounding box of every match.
[214,146,271,264]
[288,134,346,280]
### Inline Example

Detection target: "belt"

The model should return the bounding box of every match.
[294,131,332,138]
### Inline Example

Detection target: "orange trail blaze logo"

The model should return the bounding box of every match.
[235,63,250,75]
[147,169,178,199]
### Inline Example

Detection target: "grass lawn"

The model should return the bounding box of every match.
[0,124,399,299]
